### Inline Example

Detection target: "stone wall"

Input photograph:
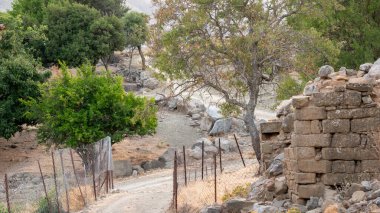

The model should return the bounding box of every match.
[260,62,380,204]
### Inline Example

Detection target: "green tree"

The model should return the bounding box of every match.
[74,0,128,17]
[152,0,337,163]
[24,63,157,165]
[123,11,149,70]
[289,0,380,68]
[90,15,126,70]
[0,13,50,139]
[11,0,51,27]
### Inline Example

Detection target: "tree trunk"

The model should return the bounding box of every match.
[137,45,146,70]
[128,47,134,73]
[244,108,261,163]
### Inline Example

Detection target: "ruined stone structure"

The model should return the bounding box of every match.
[260,64,380,204]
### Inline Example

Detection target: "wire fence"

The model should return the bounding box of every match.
[0,136,113,213]
[172,135,259,213]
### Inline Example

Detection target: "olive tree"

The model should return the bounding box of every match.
[152,0,336,163]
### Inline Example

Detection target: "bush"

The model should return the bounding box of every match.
[34,189,60,213]
[276,75,307,102]
[24,63,157,149]
[0,203,6,213]
[221,183,251,202]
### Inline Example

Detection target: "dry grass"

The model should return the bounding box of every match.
[60,185,96,212]
[177,164,259,212]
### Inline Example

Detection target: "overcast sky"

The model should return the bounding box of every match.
[0,0,154,15]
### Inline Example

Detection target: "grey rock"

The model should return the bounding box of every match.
[361,181,371,191]
[371,180,380,191]
[123,83,138,92]
[143,77,159,89]
[132,165,145,174]
[276,99,292,117]
[319,65,334,78]
[185,98,206,115]
[221,198,254,213]
[200,116,213,132]
[154,94,165,102]
[367,189,380,200]
[252,203,280,213]
[359,63,373,72]
[231,118,246,133]
[206,106,223,121]
[362,95,373,104]
[168,97,179,110]
[189,146,203,160]
[303,83,319,96]
[274,176,288,195]
[248,177,275,201]
[159,147,179,164]
[306,208,322,213]
[350,191,366,203]
[368,58,380,79]
[191,113,202,120]
[192,138,213,149]
[306,197,321,210]
[200,205,222,213]
[132,170,138,176]
[113,160,133,177]
[141,159,165,171]
[346,69,357,76]
[266,153,284,177]
[204,145,218,155]
[215,137,234,152]
[209,118,232,135]
[374,197,380,206]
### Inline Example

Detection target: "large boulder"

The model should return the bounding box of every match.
[200,116,214,131]
[215,137,234,152]
[143,77,160,89]
[189,146,203,160]
[185,98,206,115]
[266,153,284,177]
[141,159,165,171]
[368,58,380,79]
[209,118,232,135]
[221,198,254,213]
[248,177,276,201]
[359,63,373,73]
[113,160,133,177]
[200,205,222,213]
[206,106,223,121]
[192,137,213,149]
[168,97,179,110]
[252,203,281,213]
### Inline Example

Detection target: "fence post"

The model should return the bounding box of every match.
[201,141,204,180]
[173,151,178,212]
[38,160,52,213]
[183,146,187,186]
[214,154,217,203]
[59,151,70,213]
[51,152,61,213]
[92,147,97,201]
[69,149,86,206]
[4,174,10,213]
[233,134,246,167]
[218,138,223,173]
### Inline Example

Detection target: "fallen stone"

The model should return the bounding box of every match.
[206,106,223,121]
[192,138,213,149]
[168,97,179,110]
[209,118,232,135]
[266,153,284,177]
[304,83,319,96]
[143,77,159,90]
[350,191,366,203]
[367,189,380,200]
[185,98,206,115]
[306,197,321,210]
[360,63,373,72]
[221,198,254,213]
[274,176,288,195]
[319,65,334,79]
[276,99,293,117]
[368,58,380,79]
[252,203,280,213]
[361,181,372,191]
[200,116,213,132]
[200,205,222,213]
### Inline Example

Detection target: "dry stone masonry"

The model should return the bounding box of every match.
[261,60,380,204]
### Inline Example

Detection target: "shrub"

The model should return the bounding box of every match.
[221,183,251,202]
[34,189,60,213]
[0,203,6,213]
[276,75,307,102]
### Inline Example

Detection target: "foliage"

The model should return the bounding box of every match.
[0,203,6,213]
[44,2,102,67]
[24,63,157,148]
[90,15,126,68]
[222,183,251,202]
[276,75,307,101]
[34,189,60,213]
[10,0,52,27]
[74,0,128,17]
[289,0,380,68]
[122,11,149,48]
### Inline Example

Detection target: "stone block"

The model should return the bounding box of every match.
[294,147,315,160]
[298,160,331,173]
[322,148,379,160]
[351,118,380,132]
[310,120,322,134]
[343,90,362,106]
[261,143,273,154]
[327,108,380,119]
[312,92,344,107]
[260,121,282,133]
[321,173,372,185]
[331,133,361,148]
[292,134,331,147]
[361,160,380,173]
[292,96,310,108]
[294,121,311,134]
[298,184,325,198]
[282,113,294,133]
[346,82,373,92]
[295,107,327,120]
[284,147,295,160]
[332,161,355,173]
[322,119,350,133]
[295,173,316,184]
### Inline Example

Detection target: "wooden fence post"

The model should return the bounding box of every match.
[38,160,52,213]
[51,152,60,213]
[4,174,10,213]
[234,134,246,167]
[183,146,187,186]
[218,138,223,173]
[201,141,204,180]
[214,154,217,203]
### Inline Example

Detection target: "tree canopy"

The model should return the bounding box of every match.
[74,0,129,17]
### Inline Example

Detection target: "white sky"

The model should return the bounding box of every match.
[0,0,154,15]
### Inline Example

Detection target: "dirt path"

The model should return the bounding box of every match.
[80,170,173,213]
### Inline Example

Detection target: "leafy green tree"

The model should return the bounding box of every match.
[123,11,149,70]
[44,2,101,67]
[24,63,157,165]
[90,15,126,70]
[74,0,128,17]
[0,19,50,139]
[289,0,380,68]
[10,0,53,27]
[152,0,337,162]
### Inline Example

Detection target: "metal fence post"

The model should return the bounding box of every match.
[173,151,178,212]
[38,160,52,213]
[69,149,86,206]
[218,138,223,173]
[4,174,10,213]
[183,146,187,186]
[214,154,217,203]
[234,134,246,167]
[59,151,70,213]
[51,152,61,213]
[201,141,204,180]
